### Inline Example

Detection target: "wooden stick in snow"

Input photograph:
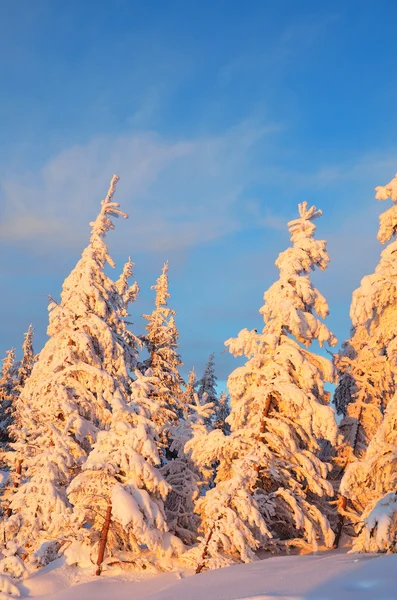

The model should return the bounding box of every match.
[96,503,112,576]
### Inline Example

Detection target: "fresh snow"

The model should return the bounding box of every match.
[335,172,397,543]
[361,491,397,550]
[14,551,395,600]
[4,174,397,598]
[185,201,338,568]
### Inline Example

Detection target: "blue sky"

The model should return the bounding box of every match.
[1,0,397,385]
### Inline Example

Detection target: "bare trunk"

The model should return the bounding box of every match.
[252,394,273,489]
[196,524,215,574]
[334,407,363,548]
[260,394,273,435]
[96,504,112,576]
[351,407,363,459]
[333,495,347,549]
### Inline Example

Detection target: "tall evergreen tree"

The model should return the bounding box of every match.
[0,328,36,454]
[141,263,184,441]
[0,349,18,446]
[188,202,338,569]
[340,391,397,552]
[16,325,35,390]
[1,175,140,563]
[181,367,197,419]
[197,354,217,406]
[66,370,171,567]
[115,257,140,316]
[162,392,214,545]
[334,329,393,470]
[213,391,230,434]
[196,354,230,431]
[335,173,397,525]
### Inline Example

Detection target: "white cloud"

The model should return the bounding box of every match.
[0,123,275,255]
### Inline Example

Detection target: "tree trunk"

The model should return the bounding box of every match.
[334,407,363,548]
[196,524,215,574]
[252,394,273,490]
[96,504,112,576]
[351,407,363,459]
[6,459,23,518]
[260,394,273,435]
[333,495,347,549]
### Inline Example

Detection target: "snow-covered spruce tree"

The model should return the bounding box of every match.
[187,202,338,568]
[0,328,35,454]
[334,174,397,537]
[360,491,397,553]
[340,391,397,551]
[213,391,230,435]
[162,392,215,545]
[181,367,197,419]
[0,349,18,446]
[334,330,393,470]
[187,458,272,571]
[115,257,140,317]
[141,263,184,445]
[197,354,230,431]
[2,175,140,565]
[16,325,35,390]
[197,354,217,420]
[336,173,397,441]
[66,369,175,570]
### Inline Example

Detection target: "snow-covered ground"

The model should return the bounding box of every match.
[15,550,395,600]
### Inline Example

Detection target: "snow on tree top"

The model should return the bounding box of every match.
[88,174,126,268]
[376,173,397,202]
[260,202,336,348]
[287,201,322,243]
[349,173,397,329]
[153,262,170,308]
[375,173,397,244]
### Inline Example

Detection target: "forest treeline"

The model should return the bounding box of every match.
[1,172,397,579]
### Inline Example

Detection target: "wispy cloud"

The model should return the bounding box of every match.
[0,122,280,255]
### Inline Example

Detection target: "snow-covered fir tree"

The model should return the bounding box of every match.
[0,328,36,453]
[141,263,184,446]
[334,329,393,471]
[66,369,172,569]
[197,353,229,429]
[0,349,18,446]
[213,391,230,434]
[115,257,140,316]
[197,354,217,414]
[340,391,397,552]
[1,175,141,564]
[189,458,272,571]
[336,173,397,515]
[16,325,35,390]
[187,202,338,568]
[361,491,397,553]
[162,392,215,545]
[181,367,197,419]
